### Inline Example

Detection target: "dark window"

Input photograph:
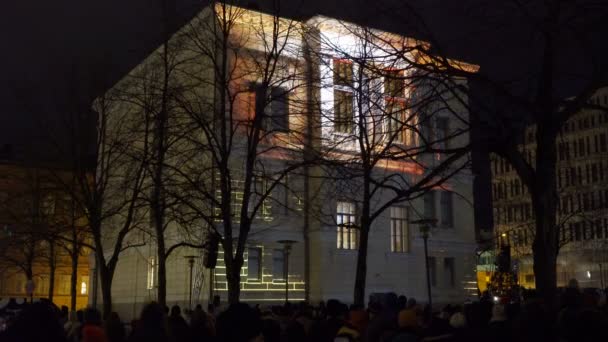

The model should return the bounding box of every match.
[272,249,285,280]
[444,258,455,287]
[247,248,262,281]
[575,223,582,241]
[440,191,454,228]
[268,87,289,132]
[384,69,404,98]
[334,90,354,133]
[592,164,598,182]
[424,191,437,221]
[600,133,607,152]
[436,117,450,150]
[429,257,437,287]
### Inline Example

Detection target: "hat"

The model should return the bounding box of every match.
[449,312,466,329]
[398,310,418,328]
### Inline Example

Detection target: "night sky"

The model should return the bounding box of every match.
[2,0,607,233]
[1,0,606,153]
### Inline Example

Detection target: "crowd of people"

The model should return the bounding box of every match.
[1,282,608,341]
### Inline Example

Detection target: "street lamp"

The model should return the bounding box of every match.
[277,240,297,305]
[184,255,199,311]
[411,218,437,315]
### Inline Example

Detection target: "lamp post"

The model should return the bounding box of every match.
[277,240,297,305]
[411,218,437,315]
[184,255,199,310]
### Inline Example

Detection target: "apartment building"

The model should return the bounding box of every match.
[488,87,608,290]
[0,158,91,309]
[98,3,478,318]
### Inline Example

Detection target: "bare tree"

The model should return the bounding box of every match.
[367,0,608,308]
[163,2,309,304]
[304,21,476,305]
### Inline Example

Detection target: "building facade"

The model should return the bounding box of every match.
[0,159,91,309]
[487,87,608,290]
[97,3,478,319]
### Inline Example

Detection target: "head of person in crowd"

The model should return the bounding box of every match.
[1,302,67,342]
[216,303,262,342]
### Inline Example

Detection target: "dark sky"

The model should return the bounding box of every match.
[1,0,606,155]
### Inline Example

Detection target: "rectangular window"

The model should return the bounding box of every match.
[268,86,289,132]
[440,191,454,227]
[333,59,353,87]
[247,248,262,281]
[147,257,156,290]
[334,90,354,133]
[436,117,450,151]
[272,249,285,280]
[428,256,437,287]
[390,207,409,253]
[600,133,607,152]
[337,201,358,250]
[424,191,437,221]
[386,99,407,143]
[444,257,455,287]
[384,69,404,98]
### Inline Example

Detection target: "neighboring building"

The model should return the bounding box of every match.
[0,158,91,309]
[99,3,478,319]
[487,87,608,290]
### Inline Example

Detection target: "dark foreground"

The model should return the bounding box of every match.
[1,287,607,342]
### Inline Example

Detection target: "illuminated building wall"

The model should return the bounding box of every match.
[0,161,91,309]
[489,87,608,289]
[101,3,479,319]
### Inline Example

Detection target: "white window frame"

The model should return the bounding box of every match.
[390,206,409,253]
[336,201,358,250]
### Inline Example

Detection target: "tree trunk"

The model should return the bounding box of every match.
[225,252,243,304]
[354,224,370,307]
[98,260,114,318]
[354,174,371,307]
[70,249,79,311]
[48,241,56,302]
[156,240,167,308]
[531,125,559,310]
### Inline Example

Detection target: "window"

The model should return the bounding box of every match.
[334,90,354,133]
[386,99,407,143]
[390,207,409,253]
[334,59,353,86]
[333,59,354,134]
[147,257,156,290]
[384,69,404,98]
[424,191,436,221]
[80,276,88,295]
[436,117,450,151]
[428,257,437,287]
[247,248,262,281]
[444,257,455,287]
[268,87,289,132]
[337,201,358,250]
[600,133,607,152]
[272,249,285,280]
[251,84,290,132]
[440,191,454,227]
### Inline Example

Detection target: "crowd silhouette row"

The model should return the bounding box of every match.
[1,282,608,341]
